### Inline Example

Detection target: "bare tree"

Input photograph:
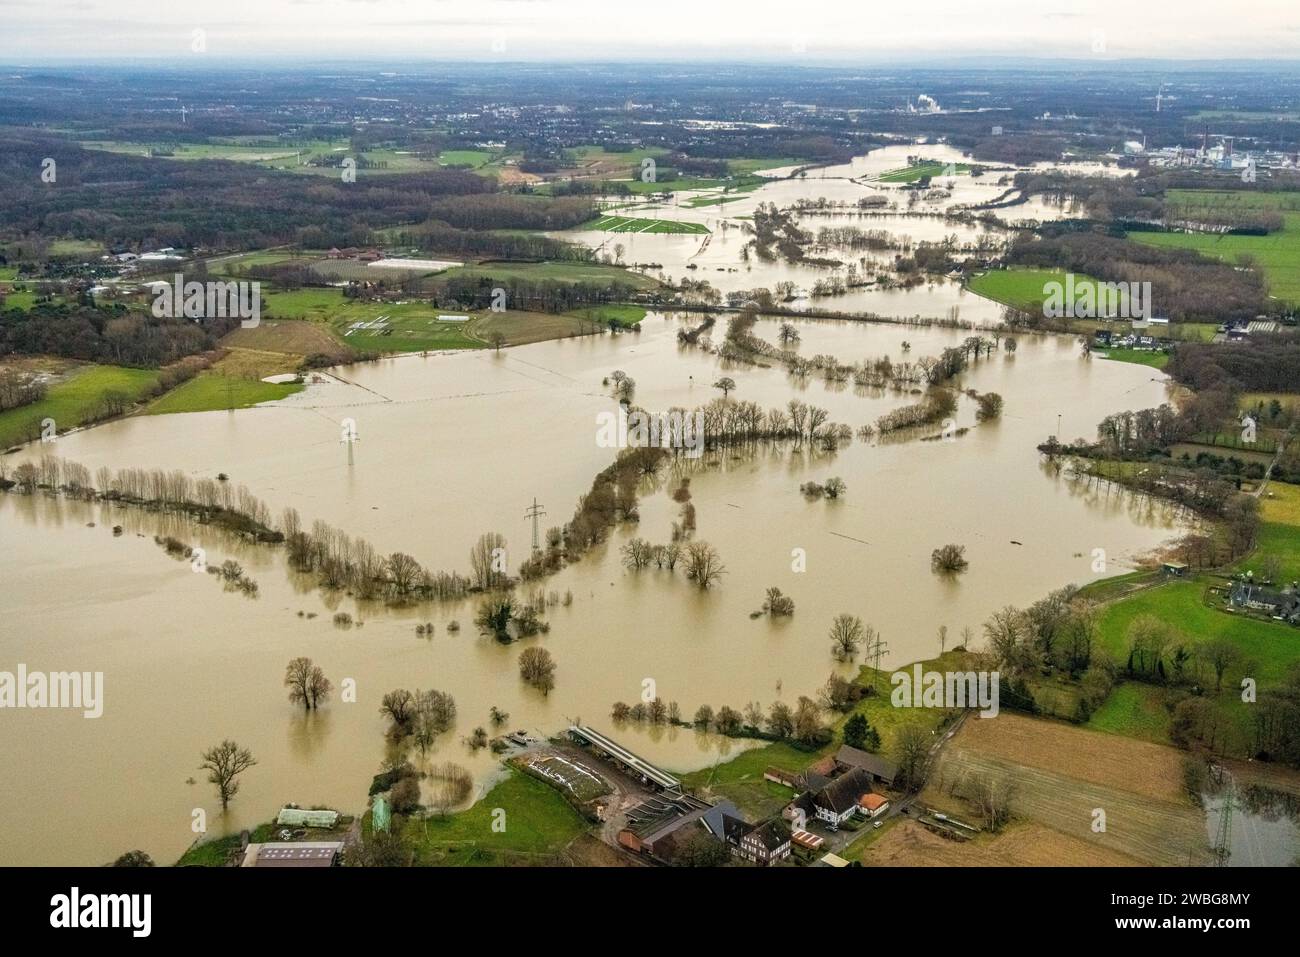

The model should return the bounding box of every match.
[386,552,421,596]
[792,696,823,745]
[829,613,866,660]
[284,656,331,710]
[199,740,257,810]
[1199,637,1242,693]
[895,724,931,791]
[380,689,416,731]
[620,537,655,570]
[713,377,737,398]
[426,762,473,816]
[469,532,508,591]
[684,541,726,589]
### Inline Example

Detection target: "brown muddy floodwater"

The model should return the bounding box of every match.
[0,314,1187,865]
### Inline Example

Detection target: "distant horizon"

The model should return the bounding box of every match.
[5,55,1300,71]
[3,0,1298,62]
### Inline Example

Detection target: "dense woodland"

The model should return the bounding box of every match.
[1168,334,1300,393]
[0,132,491,251]
[0,302,228,366]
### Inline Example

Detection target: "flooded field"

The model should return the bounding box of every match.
[0,312,1187,865]
[563,144,1110,322]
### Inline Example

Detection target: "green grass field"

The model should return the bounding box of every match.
[256,288,478,350]
[1130,189,1300,304]
[585,215,710,234]
[1097,577,1298,689]
[145,374,302,415]
[403,769,588,866]
[1086,682,1173,743]
[255,281,649,353]
[878,161,975,184]
[0,364,160,447]
[48,239,104,260]
[1,287,42,311]
[967,268,1122,314]
[436,149,495,169]
[1087,513,1300,751]
[567,304,646,328]
[1094,347,1169,369]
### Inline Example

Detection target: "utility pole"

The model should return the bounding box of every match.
[1213,767,1234,866]
[870,635,889,693]
[525,498,546,554]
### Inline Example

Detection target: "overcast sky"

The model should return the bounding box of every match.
[2,0,1297,62]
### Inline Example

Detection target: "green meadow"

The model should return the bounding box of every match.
[1130,189,1300,303]
[966,267,1118,313]
[145,374,303,415]
[0,365,160,447]
[878,160,975,183]
[403,770,588,866]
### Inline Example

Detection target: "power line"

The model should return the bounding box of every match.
[524,498,547,553]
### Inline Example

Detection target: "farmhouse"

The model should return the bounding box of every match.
[1228,580,1300,623]
[834,744,900,788]
[733,819,792,866]
[812,767,874,828]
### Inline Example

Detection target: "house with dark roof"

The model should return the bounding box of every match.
[617,796,742,864]
[734,819,791,866]
[1228,580,1300,623]
[812,767,873,829]
[834,744,900,787]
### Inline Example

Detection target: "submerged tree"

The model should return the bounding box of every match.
[829,613,866,661]
[931,543,969,573]
[763,587,795,616]
[199,739,257,811]
[684,541,726,589]
[284,656,332,711]
[519,646,557,695]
